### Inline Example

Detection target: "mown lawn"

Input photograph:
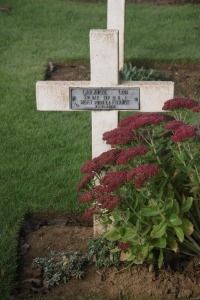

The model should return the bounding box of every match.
[0,0,200,298]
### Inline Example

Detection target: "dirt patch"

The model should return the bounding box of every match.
[14,213,200,300]
[46,62,200,100]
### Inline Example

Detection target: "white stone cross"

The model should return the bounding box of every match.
[36,29,174,159]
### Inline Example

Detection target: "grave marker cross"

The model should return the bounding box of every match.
[36,29,174,158]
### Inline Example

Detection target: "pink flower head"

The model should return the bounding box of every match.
[79,190,95,204]
[82,206,97,220]
[100,194,122,211]
[98,149,122,166]
[118,241,130,253]
[118,113,145,128]
[77,172,95,192]
[116,146,149,165]
[103,127,134,145]
[127,113,164,130]
[100,170,128,192]
[171,125,198,142]
[162,98,198,111]
[81,149,122,173]
[164,120,186,131]
[192,105,200,113]
[127,163,160,189]
[81,157,100,173]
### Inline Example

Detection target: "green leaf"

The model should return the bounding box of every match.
[110,247,121,253]
[104,230,121,242]
[152,237,167,249]
[174,226,184,242]
[169,214,182,226]
[165,198,174,211]
[173,199,180,215]
[110,211,122,223]
[181,197,193,213]
[158,249,164,269]
[122,228,136,241]
[167,236,178,252]
[141,224,151,237]
[124,210,131,221]
[141,206,160,217]
[121,251,135,262]
[150,221,167,238]
[182,218,194,236]
[140,245,149,260]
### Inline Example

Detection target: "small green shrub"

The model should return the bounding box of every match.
[87,236,121,268]
[32,251,88,287]
[120,63,171,81]
[77,98,200,270]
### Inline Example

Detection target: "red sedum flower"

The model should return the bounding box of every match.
[79,190,95,204]
[100,170,128,192]
[98,149,122,165]
[116,146,149,165]
[162,98,198,111]
[164,120,186,131]
[126,113,164,131]
[81,149,121,173]
[118,113,145,128]
[81,157,100,174]
[118,241,130,253]
[171,125,198,142]
[127,163,160,188]
[103,127,134,145]
[192,105,200,113]
[77,172,95,192]
[82,206,97,220]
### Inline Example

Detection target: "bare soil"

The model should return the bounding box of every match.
[14,213,200,300]
[45,62,200,100]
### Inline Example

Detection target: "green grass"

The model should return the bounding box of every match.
[0,0,200,298]
[126,4,200,63]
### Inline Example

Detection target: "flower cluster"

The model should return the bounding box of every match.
[118,241,130,253]
[102,127,134,145]
[118,113,165,129]
[164,120,186,131]
[79,185,110,204]
[79,185,122,219]
[83,206,97,220]
[127,163,160,188]
[103,113,166,146]
[192,105,200,113]
[76,172,95,192]
[162,98,198,111]
[81,157,99,174]
[81,149,121,173]
[171,125,198,142]
[116,146,149,165]
[100,170,128,192]
[118,113,145,127]
[99,194,122,211]
[126,113,164,131]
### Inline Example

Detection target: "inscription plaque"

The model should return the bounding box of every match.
[70,87,140,110]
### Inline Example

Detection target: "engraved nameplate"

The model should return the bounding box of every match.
[70,88,140,110]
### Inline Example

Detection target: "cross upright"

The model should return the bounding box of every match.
[36,29,174,158]
[107,0,125,70]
